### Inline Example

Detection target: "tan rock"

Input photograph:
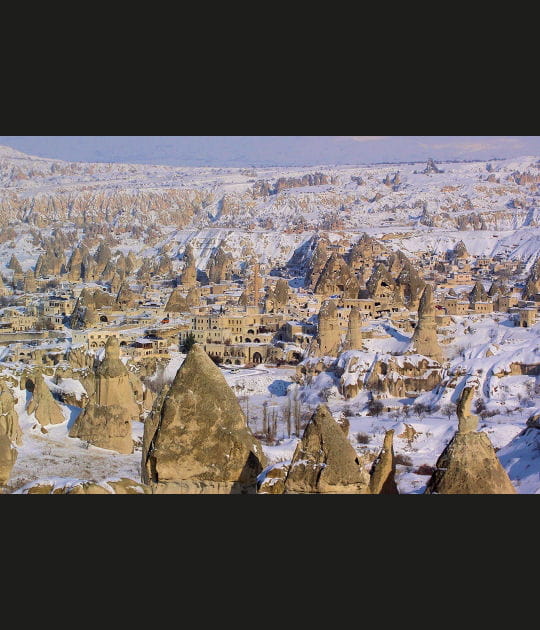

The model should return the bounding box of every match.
[258,463,289,494]
[0,382,22,445]
[425,374,515,494]
[457,378,480,433]
[343,307,363,351]
[142,343,266,493]
[283,404,371,494]
[409,285,443,362]
[0,433,17,489]
[26,371,65,426]
[424,431,516,494]
[68,336,140,453]
[369,430,399,494]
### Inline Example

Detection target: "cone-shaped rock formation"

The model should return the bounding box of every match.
[68,336,140,454]
[409,285,443,362]
[141,343,266,493]
[282,404,371,494]
[369,429,399,494]
[26,372,65,426]
[425,380,516,494]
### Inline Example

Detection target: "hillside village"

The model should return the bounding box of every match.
[1,148,540,494]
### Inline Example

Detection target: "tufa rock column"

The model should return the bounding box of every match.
[424,379,516,494]
[409,284,443,362]
[141,343,266,494]
[282,404,371,494]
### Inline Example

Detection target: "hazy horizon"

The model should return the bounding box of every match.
[0,136,538,167]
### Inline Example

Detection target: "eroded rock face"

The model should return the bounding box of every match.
[0,433,17,489]
[469,280,489,304]
[26,371,65,426]
[18,478,150,494]
[207,245,233,284]
[314,299,341,357]
[0,382,22,445]
[141,343,266,494]
[305,236,330,289]
[457,379,480,433]
[283,404,371,494]
[523,255,540,299]
[165,287,188,312]
[425,379,515,494]
[180,243,197,287]
[424,432,516,494]
[68,336,140,454]
[313,253,354,297]
[409,285,443,363]
[343,307,363,351]
[369,429,398,494]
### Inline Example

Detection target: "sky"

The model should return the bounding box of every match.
[0,136,538,167]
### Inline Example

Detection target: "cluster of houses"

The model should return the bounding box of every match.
[0,234,538,370]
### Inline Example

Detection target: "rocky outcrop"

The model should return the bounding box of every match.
[266,277,289,312]
[423,158,443,174]
[450,240,469,260]
[164,288,188,313]
[409,285,443,362]
[282,404,370,494]
[425,380,516,494]
[116,281,138,309]
[343,307,363,351]
[313,253,354,297]
[469,280,489,304]
[369,429,398,494]
[304,236,330,289]
[18,478,150,494]
[180,243,197,287]
[68,336,140,453]
[0,433,17,490]
[207,244,233,284]
[23,270,37,293]
[523,255,540,299]
[257,463,289,494]
[456,378,480,433]
[314,299,341,357]
[395,261,426,310]
[0,383,22,445]
[26,371,65,426]
[141,343,266,493]
[34,245,65,278]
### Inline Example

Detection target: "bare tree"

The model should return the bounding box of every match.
[367,399,384,417]
[282,397,292,438]
[262,401,269,436]
[441,402,457,421]
[292,387,302,436]
[412,402,429,419]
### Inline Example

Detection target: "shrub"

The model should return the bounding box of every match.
[412,402,430,419]
[367,399,384,417]
[395,454,413,466]
[356,432,370,444]
[415,464,435,476]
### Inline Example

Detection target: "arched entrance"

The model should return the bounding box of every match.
[252,352,263,364]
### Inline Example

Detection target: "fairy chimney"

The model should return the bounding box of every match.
[141,343,266,493]
[409,285,443,362]
[283,404,371,494]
